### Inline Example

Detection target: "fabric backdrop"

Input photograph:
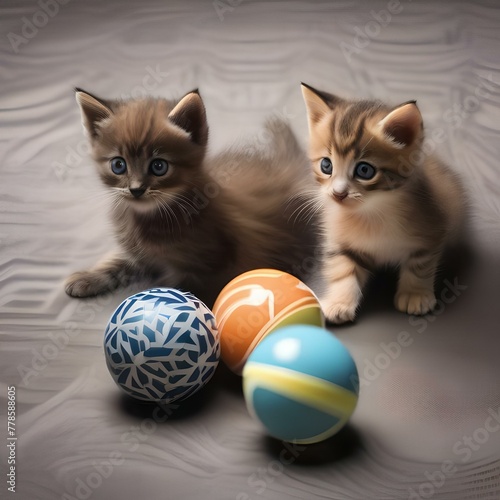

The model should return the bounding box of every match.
[1,1,499,499]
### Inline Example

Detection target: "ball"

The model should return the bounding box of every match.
[104,288,220,403]
[242,325,359,444]
[212,269,323,375]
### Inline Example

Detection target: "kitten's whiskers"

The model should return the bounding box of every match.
[149,191,184,232]
[288,191,323,225]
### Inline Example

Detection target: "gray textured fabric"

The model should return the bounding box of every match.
[1,1,500,499]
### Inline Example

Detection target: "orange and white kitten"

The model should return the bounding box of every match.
[65,89,317,306]
[301,83,465,324]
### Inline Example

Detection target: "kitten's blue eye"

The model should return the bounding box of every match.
[354,162,376,180]
[320,157,333,175]
[110,157,127,175]
[149,159,169,176]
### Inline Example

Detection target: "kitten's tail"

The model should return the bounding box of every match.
[260,117,310,181]
[209,115,319,283]
[254,117,315,202]
[263,116,303,156]
[211,116,312,198]
[220,114,317,228]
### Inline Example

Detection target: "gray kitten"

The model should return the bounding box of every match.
[65,89,318,306]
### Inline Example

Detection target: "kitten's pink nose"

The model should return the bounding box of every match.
[332,191,348,202]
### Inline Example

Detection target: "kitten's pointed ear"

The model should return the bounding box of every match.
[75,88,113,139]
[379,101,422,148]
[301,83,341,129]
[167,90,208,146]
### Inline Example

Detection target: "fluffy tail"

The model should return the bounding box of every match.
[211,116,312,199]
[208,116,320,284]
[260,116,308,169]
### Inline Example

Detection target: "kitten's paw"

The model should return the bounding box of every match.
[395,290,437,315]
[321,299,358,325]
[65,271,118,298]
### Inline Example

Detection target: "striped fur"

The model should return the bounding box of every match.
[301,83,465,324]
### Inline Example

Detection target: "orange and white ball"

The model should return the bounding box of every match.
[212,269,324,375]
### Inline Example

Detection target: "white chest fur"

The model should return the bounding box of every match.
[324,195,420,266]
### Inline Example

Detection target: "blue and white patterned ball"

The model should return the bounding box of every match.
[104,288,220,403]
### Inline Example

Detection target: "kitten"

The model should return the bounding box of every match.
[65,88,317,306]
[301,83,465,324]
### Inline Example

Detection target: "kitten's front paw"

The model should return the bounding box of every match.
[395,290,436,315]
[321,298,358,325]
[65,271,118,298]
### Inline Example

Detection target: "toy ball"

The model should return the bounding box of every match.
[212,269,323,375]
[242,325,359,444]
[104,288,220,403]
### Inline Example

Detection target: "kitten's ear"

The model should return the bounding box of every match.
[167,90,208,146]
[301,83,342,129]
[379,101,422,148]
[75,88,113,139]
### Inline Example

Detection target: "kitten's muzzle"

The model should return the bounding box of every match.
[332,191,348,202]
[130,188,146,198]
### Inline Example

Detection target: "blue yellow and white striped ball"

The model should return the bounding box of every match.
[243,325,359,444]
[104,288,220,403]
